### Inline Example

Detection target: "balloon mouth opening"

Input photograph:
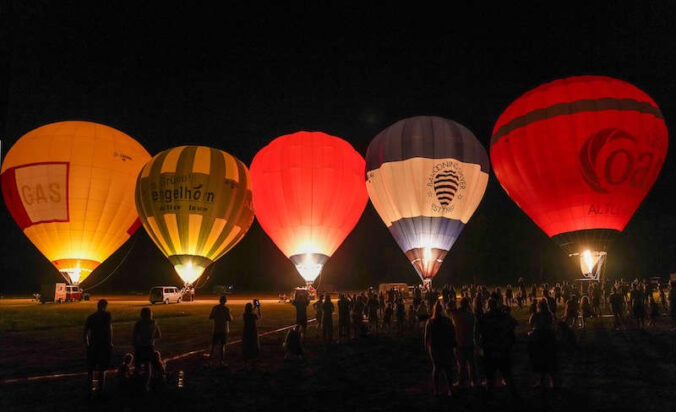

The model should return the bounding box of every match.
[174,262,205,285]
[53,259,99,284]
[405,247,447,281]
[570,249,607,280]
[60,269,91,284]
[168,255,213,285]
[289,253,329,283]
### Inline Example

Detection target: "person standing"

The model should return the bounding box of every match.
[543,289,557,317]
[478,298,520,398]
[591,284,602,316]
[322,294,335,342]
[530,284,538,304]
[669,282,676,327]
[424,301,457,396]
[133,307,161,392]
[352,295,365,338]
[314,295,324,331]
[383,303,394,333]
[609,287,625,330]
[564,295,580,328]
[528,299,557,388]
[242,302,261,368]
[395,298,405,335]
[337,294,351,341]
[554,283,562,304]
[648,295,660,327]
[208,295,232,365]
[84,299,112,395]
[413,286,422,309]
[451,297,478,389]
[292,290,310,335]
[368,294,379,333]
[658,284,667,311]
[505,285,514,307]
[630,283,646,329]
[378,291,386,317]
[580,296,593,327]
[283,325,304,361]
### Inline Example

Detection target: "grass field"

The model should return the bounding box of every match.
[1,295,675,411]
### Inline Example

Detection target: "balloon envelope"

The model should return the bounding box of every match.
[366,116,490,282]
[135,146,255,285]
[490,76,668,278]
[1,121,151,284]
[250,131,368,284]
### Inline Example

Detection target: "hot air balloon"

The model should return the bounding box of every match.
[0,121,151,284]
[250,131,368,286]
[135,146,255,286]
[366,116,490,287]
[490,76,668,280]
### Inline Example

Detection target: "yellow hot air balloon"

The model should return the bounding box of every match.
[0,121,151,284]
[135,146,255,285]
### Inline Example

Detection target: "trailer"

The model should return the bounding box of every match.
[39,283,67,303]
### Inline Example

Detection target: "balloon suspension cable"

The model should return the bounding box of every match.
[193,263,215,290]
[82,235,138,292]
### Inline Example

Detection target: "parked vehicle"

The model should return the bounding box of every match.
[379,282,410,298]
[39,283,67,303]
[65,285,84,302]
[149,286,183,304]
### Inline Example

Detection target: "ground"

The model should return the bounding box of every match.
[0,295,675,411]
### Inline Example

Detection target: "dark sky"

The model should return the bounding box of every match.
[1,1,675,294]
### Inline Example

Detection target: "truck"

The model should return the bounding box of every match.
[39,283,67,303]
[378,282,410,298]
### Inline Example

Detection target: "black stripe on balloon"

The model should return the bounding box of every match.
[434,178,458,184]
[491,97,663,146]
[434,184,458,191]
[435,175,458,181]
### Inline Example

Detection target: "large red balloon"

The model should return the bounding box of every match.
[490,76,668,273]
[250,131,368,284]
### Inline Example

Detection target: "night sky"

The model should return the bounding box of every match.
[1,2,675,294]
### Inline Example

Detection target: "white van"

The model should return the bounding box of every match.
[149,286,183,304]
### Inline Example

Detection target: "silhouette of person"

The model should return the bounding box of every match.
[478,298,520,398]
[284,325,304,361]
[528,299,557,388]
[242,302,261,368]
[630,283,646,329]
[133,307,161,392]
[322,294,335,342]
[84,299,112,395]
[292,290,310,335]
[338,294,351,341]
[314,295,324,331]
[451,297,478,389]
[424,301,457,396]
[208,295,232,365]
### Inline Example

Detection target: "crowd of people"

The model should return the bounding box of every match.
[82,277,676,398]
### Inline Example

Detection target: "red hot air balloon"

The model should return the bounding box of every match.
[250,131,368,285]
[491,76,668,279]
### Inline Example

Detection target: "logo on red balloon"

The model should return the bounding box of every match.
[579,128,658,194]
